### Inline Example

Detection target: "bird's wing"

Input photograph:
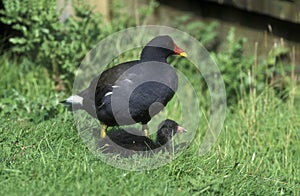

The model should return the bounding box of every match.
[97,60,139,88]
[90,60,139,105]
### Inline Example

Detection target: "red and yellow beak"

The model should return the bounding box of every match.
[174,43,187,57]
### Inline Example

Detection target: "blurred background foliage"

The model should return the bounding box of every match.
[0,0,295,122]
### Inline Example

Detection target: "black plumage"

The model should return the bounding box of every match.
[97,119,186,155]
[63,35,187,138]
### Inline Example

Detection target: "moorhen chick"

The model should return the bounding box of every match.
[63,35,187,138]
[98,119,186,155]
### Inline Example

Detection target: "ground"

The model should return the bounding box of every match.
[1,94,299,195]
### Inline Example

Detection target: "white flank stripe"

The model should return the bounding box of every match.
[124,79,133,83]
[104,92,113,97]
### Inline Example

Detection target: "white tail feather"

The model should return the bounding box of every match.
[65,95,83,105]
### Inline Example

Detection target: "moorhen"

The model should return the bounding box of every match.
[63,35,187,138]
[98,119,187,155]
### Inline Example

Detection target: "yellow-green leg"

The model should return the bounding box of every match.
[142,124,149,138]
[100,123,107,138]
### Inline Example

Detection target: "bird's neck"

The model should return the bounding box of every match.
[140,47,168,63]
[155,135,172,152]
[155,133,172,147]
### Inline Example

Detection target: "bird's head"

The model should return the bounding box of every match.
[141,35,187,61]
[156,119,187,143]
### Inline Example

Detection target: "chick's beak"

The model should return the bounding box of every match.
[177,125,187,133]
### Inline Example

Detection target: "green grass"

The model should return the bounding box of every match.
[1,98,299,195]
[0,56,299,195]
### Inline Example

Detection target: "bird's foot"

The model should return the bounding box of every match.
[100,123,107,139]
[142,124,150,138]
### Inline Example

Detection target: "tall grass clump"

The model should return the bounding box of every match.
[0,0,158,88]
[0,54,63,123]
[0,0,157,122]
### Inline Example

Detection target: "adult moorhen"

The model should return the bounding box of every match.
[98,119,187,155]
[63,35,187,138]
